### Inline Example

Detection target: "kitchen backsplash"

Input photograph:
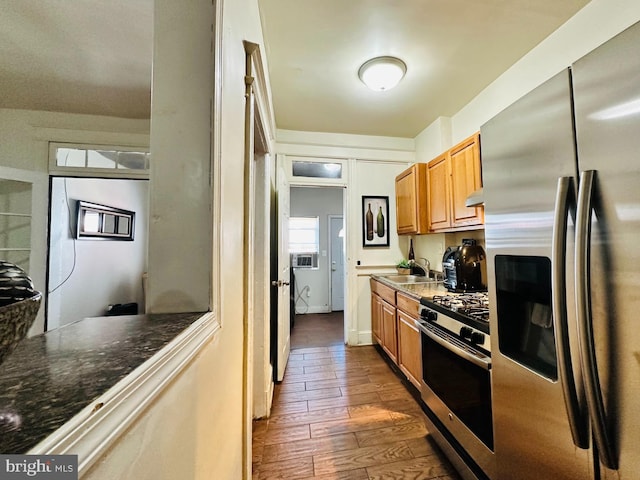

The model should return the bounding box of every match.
[410,229,486,272]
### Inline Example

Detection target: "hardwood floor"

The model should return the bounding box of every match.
[252,312,461,480]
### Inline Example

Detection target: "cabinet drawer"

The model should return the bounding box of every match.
[370,279,396,305]
[396,292,420,318]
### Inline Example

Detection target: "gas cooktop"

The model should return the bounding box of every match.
[420,291,490,335]
[431,292,489,322]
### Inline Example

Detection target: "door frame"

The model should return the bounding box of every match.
[243,40,276,479]
[327,214,344,312]
[285,161,349,344]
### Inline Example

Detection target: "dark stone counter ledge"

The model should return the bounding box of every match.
[0,312,206,454]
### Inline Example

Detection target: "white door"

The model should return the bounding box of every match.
[274,160,290,381]
[329,215,344,311]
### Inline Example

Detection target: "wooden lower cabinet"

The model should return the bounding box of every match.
[370,280,420,386]
[380,299,397,362]
[371,290,397,363]
[397,309,422,388]
[371,293,382,345]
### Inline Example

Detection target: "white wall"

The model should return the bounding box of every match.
[82,329,223,480]
[195,0,273,475]
[146,0,213,313]
[139,0,272,477]
[351,159,411,344]
[48,178,149,329]
[414,116,452,164]
[451,0,640,144]
[414,0,640,151]
[290,186,343,314]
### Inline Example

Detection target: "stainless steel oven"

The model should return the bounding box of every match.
[417,294,495,480]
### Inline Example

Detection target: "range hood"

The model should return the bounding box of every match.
[465,187,484,207]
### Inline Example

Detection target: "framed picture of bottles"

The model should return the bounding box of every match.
[362,196,389,247]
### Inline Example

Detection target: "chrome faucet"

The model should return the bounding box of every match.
[416,257,431,277]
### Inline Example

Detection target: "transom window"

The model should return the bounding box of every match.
[49,143,150,178]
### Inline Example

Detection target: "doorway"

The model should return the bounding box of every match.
[289,186,345,337]
[47,176,149,330]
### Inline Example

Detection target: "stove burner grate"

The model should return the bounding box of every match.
[431,293,489,322]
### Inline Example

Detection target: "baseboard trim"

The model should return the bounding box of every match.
[294,306,331,314]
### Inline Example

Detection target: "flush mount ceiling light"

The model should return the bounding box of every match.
[358,56,407,91]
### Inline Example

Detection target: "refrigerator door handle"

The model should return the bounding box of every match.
[575,169,617,469]
[552,176,589,449]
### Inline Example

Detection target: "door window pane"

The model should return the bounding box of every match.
[52,144,149,173]
[56,148,86,167]
[292,161,342,179]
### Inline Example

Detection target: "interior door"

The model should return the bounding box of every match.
[329,215,344,311]
[274,159,290,381]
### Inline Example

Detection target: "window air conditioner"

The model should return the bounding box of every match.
[291,253,318,269]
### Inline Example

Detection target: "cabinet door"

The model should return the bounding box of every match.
[427,153,451,231]
[450,133,483,227]
[395,164,428,234]
[371,293,382,345]
[381,300,397,363]
[397,311,421,388]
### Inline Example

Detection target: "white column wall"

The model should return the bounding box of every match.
[147,0,213,313]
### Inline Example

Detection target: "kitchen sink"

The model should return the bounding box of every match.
[383,274,435,284]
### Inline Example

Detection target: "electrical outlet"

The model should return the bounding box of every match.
[306,288,311,297]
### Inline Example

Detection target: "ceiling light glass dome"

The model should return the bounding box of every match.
[358,56,407,91]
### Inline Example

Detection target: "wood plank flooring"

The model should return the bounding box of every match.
[252,313,461,480]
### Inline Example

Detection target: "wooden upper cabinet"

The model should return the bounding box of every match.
[395,163,428,235]
[426,153,450,231]
[427,133,484,231]
[450,133,484,227]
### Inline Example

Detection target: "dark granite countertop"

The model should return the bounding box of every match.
[0,312,205,454]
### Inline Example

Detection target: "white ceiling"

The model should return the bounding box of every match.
[259,0,590,137]
[0,0,589,137]
[0,0,152,119]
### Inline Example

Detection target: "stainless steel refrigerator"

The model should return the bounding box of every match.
[481,19,640,480]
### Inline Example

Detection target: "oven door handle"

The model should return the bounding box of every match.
[418,322,490,371]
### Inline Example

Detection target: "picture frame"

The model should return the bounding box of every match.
[362,195,389,247]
